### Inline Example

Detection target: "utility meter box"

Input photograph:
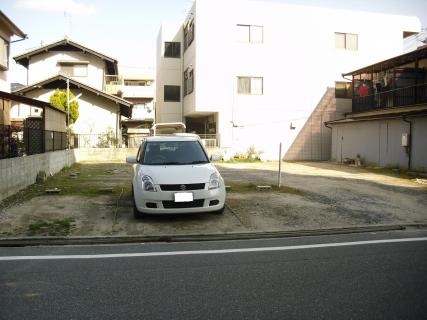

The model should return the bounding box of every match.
[401,133,410,147]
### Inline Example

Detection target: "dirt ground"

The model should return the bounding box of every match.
[0,161,426,238]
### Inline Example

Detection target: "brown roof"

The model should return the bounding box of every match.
[14,38,118,74]
[342,45,427,76]
[13,74,133,118]
[0,90,66,113]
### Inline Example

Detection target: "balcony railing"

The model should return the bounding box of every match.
[352,83,427,113]
[104,75,154,98]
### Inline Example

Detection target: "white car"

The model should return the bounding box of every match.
[127,136,226,218]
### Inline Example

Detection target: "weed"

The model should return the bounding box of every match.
[27,218,75,236]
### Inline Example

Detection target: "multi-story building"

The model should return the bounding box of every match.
[0,10,26,93]
[104,68,155,146]
[0,10,26,127]
[156,0,420,159]
[12,38,132,145]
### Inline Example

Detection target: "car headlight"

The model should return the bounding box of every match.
[141,175,156,192]
[208,172,220,190]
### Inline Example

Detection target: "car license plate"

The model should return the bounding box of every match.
[174,192,193,202]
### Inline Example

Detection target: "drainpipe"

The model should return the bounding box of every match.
[402,116,412,170]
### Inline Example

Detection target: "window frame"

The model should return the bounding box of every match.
[236,24,264,43]
[335,81,353,98]
[164,42,181,58]
[164,85,181,102]
[237,76,264,95]
[183,67,194,96]
[184,19,195,51]
[335,32,358,51]
[0,36,10,70]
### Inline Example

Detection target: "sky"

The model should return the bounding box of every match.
[2,0,427,83]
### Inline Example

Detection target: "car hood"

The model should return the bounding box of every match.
[139,163,218,185]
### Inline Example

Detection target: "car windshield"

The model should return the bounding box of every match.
[142,141,209,165]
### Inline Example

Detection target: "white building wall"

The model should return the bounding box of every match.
[13,88,120,135]
[28,51,107,90]
[157,0,421,159]
[156,23,184,123]
[0,28,11,92]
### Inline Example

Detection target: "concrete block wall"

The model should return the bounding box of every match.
[0,150,76,201]
[72,148,139,162]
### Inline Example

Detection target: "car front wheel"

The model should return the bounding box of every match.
[132,184,144,219]
[213,205,225,215]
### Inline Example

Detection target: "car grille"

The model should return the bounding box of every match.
[162,199,205,209]
[159,183,205,191]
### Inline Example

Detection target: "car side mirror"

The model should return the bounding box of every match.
[126,155,137,164]
[210,154,222,161]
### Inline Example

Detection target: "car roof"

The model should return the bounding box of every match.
[145,135,199,142]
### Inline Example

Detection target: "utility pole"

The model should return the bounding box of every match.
[66,78,70,149]
[278,142,282,187]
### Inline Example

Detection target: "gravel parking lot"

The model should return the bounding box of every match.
[0,161,426,238]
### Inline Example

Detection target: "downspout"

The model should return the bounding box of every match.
[402,116,412,170]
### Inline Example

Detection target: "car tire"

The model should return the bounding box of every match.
[213,205,225,215]
[132,184,144,219]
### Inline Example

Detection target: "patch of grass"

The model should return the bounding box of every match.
[27,218,75,236]
[363,166,418,180]
[227,182,302,195]
[0,163,132,210]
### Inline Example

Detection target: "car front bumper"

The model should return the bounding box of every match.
[133,184,226,214]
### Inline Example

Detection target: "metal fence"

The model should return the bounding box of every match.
[353,83,427,113]
[70,133,219,149]
[0,124,67,159]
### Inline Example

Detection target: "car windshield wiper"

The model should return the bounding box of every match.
[189,160,209,164]
[160,162,182,165]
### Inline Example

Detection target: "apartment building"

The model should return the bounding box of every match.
[105,67,155,145]
[156,0,420,159]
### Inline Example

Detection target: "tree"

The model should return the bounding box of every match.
[49,89,79,124]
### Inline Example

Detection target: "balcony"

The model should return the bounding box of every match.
[352,83,427,113]
[104,75,154,99]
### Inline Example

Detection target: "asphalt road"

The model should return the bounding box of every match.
[1,230,427,320]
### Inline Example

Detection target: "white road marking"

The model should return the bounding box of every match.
[1,237,426,261]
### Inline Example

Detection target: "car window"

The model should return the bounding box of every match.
[136,143,143,163]
[142,141,209,165]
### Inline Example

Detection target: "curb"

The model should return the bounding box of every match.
[1,224,425,247]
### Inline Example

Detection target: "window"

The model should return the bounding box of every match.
[59,61,88,77]
[183,68,194,96]
[124,80,153,86]
[335,81,352,98]
[142,141,208,165]
[164,42,181,58]
[184,19,195,51]
[164,85,181,102]
[0,37,9,69]
[335,32,358,50]
[236,25,263,43]
[237,77,263,95]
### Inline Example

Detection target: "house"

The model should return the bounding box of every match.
[327,46,427,171]
[12,38,133,146]
[156,0,421,159]
[0,10,26,124]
